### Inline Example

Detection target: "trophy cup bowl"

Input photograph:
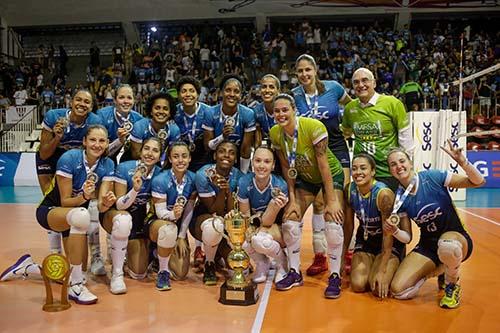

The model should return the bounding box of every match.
[213,211,259,306]
[41,253,72,312]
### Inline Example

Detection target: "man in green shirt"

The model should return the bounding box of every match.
[343,68,414,191]
[399,80,423,111]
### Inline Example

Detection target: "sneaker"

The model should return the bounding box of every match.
[90,254,107,276]
[306,253,328,276]
[324,273,342,299]
[203,261,217,286]
[194,246,206,268]
[0,254,38,281]
[274,266,288,284]
[156,270,171,291]
[252,258,270,284]
[440,283,461,309]
[68,282,98,305]
[110,274,127,295]
[437,274,446,290]
[275,268,303,291]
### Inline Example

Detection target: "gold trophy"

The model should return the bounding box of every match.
[213,195,259,306]
[41,253,72,312]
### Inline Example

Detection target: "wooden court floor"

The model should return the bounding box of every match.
[0,201,499,332]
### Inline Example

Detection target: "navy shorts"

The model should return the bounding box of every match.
[412,231,473,266]
[332,149,351,169]
[35,151,59,175]
[36,205,70,237]
[354,230,406,262]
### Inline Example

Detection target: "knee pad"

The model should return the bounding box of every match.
[157,223,178,249]
[325,221,344,247]
[251,232,280,257]
[437,239,463,267]
[242,240,255,256]
[111,214,133,240]
[201,217,223,247]
[128,269,147,280]
[67,208,91,235]
[392,277,426,300]
[282,220,302,247]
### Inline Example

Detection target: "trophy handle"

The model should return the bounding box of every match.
[211,217,234,250]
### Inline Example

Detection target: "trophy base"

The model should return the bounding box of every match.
[43,301,71,312]
[219,281,259,306]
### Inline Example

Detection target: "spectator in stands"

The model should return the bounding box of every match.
[112,42,123,65]
[13,85,28,106]
[477,77,492,114]
[90,41,100,72]
[58,46,68,76]
[399,80,424,111]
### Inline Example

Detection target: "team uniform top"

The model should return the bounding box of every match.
[129,118,181,145]
[237,173,288,214]
[96,106,143,142]
[342,93,408,177]
[114,160,161,213]
[202,104,256,146]
[269,117,343,184]
[292,80,348,155]
[397,170,468,238]
[253,102,276,139]
[40,149,115,207]
[174,102,211,169]
[195,164,242,198]
[42,108,102,152]
[151,169,197,211]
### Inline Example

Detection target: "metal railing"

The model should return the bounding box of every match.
[0,105,41,152]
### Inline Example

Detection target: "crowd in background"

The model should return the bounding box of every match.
[1,19,499,118]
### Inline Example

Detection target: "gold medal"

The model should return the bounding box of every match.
[135,162,148,176]
[271,187,282,198]
[122,120,133,133]
[363,228,368,241]
[86,171,98,183]
[189,142,196,152]
[176,195,187,207]
[158,129,168,140]
[288,167,298,180]
[388,214,400,226]
[42,254,70,281]
[205,167,217,183]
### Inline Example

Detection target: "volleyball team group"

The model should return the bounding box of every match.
[0,54,484,310]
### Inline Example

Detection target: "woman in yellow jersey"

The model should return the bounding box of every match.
[269,93,345,298]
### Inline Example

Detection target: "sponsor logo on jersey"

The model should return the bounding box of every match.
[414,203,443,225]
[353,121,382,140]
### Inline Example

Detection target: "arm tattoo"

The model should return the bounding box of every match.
[379,192,394,216]
[314,138,328,156]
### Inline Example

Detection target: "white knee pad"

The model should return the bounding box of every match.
[282,220,302,247]
[437,239,463,268]
[325,221,344,247]
[67,208,91,235]
[157,223,178,249]
[242,240,255,256]
[251,232,280,258]
[201,217,224,247]
[111,214,133,240]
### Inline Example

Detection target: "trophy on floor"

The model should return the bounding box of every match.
[41,253,72,312]
[213,194,259,306]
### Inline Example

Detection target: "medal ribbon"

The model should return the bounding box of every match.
[171,170,187,198]
[304,90,319,117]
[391,176,417,215]
[182,104,199,145]
[83,151,100,184]
[283,118,299,169]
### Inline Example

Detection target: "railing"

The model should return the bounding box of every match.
[0,105,41,152]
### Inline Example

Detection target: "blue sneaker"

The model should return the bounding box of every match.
[0,254,37,281]
[275,268,303,291]
[156,270,171,291]
[324,273,341,299]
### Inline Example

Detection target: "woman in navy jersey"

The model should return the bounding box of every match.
[344,153,408,298]
[387,143,485,309]
[98,137,162,294]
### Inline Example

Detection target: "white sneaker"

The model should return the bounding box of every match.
[252,257,270,284]
[90,254,107,276]
[68,282,98,305]
[0,254,40,281]
[110,274,127,295]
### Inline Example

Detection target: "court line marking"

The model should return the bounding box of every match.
[251,269,275,333]
[458,208,500,227]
